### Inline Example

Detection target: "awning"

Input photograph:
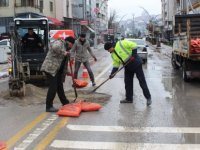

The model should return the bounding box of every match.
[84,25,95,33]
[47,16,64,26]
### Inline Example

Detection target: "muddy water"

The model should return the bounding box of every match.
[0,84,111,106]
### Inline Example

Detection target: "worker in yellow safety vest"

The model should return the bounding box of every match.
[104,39,152,106]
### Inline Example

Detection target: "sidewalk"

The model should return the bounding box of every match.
[149,42,172,58]
[0,63,9,79]
[0,44,104,80]
[91,43,104,51]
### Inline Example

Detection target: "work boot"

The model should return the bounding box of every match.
[62,101,70,106]
[120,99,133,103]
[92,81,96,86]
[147,99,152,106]
[46,107,58,112]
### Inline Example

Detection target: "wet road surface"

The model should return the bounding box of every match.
[1,44,200,149]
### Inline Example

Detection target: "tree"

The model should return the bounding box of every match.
[108,10,118,29]
[137,30,141,38]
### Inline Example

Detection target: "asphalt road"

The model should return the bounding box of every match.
[1,43,200,150]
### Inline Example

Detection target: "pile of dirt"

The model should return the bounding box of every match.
[0,84,47,106]
[0,84,111,106]
[65,89,111,105]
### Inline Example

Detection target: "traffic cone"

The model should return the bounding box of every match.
[0,141,6,150]
[82,66,89,78]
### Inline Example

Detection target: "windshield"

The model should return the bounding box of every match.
[129,39,145,45]
[17,27,45,42]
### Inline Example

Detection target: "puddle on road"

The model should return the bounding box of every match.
[0,84,111,106]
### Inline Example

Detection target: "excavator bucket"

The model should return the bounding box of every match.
[9,79,25,97]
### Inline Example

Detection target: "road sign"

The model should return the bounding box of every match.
[50,30,75,39]
[80,20,88,25]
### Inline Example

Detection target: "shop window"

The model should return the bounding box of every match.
[0,0,9,7]
[50,1,53,12]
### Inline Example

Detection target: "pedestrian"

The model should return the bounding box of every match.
[22,28,43,52]
[70,33,97,86]
[41,36,75,112]
[104,39,152,106]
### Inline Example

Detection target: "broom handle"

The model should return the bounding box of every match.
[68,56,78,102]
[92,59,132,92]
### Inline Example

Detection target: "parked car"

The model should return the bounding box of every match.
[126,38,148,63]
[0,39,11,63]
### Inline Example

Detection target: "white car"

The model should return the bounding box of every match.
[126,38,148,63]
[0,39,11,63]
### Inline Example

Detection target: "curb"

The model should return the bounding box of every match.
[148,42,172,58]
[0,71,9,79]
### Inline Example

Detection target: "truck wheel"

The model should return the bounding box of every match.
[142,59,147,64]
[171,53,179,69]
[182,61,190,82]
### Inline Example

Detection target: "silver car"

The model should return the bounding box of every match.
[126,38,148,63]
[0,39,11,63]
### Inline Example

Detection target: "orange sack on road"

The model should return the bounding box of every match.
[81,102,102,112]
[57,102,82,117]
[0,141,6,150]
[74,79,88,88]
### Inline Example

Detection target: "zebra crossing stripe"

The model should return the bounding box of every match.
[67,124,200,134]
[51,140,200,150]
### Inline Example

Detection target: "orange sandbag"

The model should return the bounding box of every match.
[81,102,102,112]
[0,141,6,150]
[74,79,88,88]
[57,102,82,117]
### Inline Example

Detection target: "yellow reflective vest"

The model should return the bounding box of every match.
[111,40,137,68]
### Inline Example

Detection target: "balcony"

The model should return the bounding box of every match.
[192,1,200,9]
[14,3,41,14]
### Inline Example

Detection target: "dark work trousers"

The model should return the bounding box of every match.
[124,62,151,101]
[46,72,69,109]
[74,60,95,82]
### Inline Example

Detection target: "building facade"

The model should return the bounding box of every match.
[161,0,200,41]
[0,0,108,43]
[161,0,175,41]
[0,0,42,33]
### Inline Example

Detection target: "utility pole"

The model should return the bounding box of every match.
[94,0,107,49]
[94,10,98,49]
[132,14,135,37]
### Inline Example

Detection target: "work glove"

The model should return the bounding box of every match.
[70,57,74,64]
[65,51,70,56]
[130,56,135,62]
[109,67,118,79]
[109,74,115,79]
[93,56,97,62]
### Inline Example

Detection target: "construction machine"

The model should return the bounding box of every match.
[9,17,49,96]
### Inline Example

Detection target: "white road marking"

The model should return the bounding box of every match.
[95,64,112,81]
[67,124,200,134]
[14,115,58,150]
[51,140,200,150]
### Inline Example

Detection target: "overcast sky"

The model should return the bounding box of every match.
[107,0,161,20]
